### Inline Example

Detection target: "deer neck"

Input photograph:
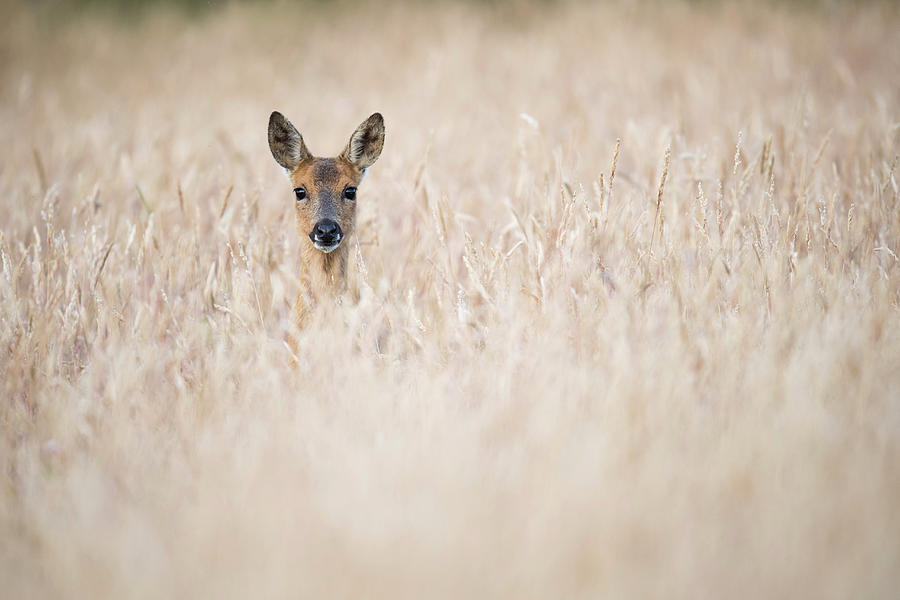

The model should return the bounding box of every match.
[299,241,349,298]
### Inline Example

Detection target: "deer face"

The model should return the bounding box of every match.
[268,112,384,255]
[290,157,358,253]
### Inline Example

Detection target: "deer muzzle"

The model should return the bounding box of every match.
[309,219,343,253]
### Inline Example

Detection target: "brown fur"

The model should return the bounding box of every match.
[290,157,361,326]
[267,111,385,351]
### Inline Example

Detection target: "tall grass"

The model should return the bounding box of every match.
[2,1,899,597]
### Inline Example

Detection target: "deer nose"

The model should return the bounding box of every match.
[310,219,342,244]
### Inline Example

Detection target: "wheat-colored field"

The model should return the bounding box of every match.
[1,0,899,597]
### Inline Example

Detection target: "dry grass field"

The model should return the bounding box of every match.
[1,0,899,597]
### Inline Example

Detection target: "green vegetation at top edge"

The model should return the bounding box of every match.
[10,0,897,27]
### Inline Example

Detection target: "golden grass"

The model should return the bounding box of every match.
[2,1,899,597]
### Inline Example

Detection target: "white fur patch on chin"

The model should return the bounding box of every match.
[314,239,343,253]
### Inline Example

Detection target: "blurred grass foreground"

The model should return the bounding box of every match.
[1,0,899,598]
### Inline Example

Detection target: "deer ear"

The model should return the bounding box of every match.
[342,113,384,170]
[268,111,310,171]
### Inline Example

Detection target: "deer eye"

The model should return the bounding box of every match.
[294,188,307,201]
[343,187,357,201]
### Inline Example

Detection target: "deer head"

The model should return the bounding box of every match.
[268,111,385,257]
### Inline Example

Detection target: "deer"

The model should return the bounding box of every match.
[267,111,385,349]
